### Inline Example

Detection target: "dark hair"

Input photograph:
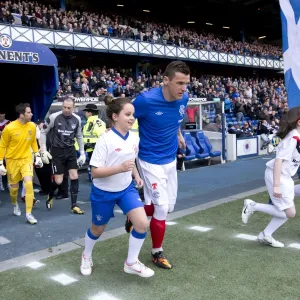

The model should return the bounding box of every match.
[104,95,133,121]
[15,103,30,117]
[163,61,190,80]
[277,106,300,139]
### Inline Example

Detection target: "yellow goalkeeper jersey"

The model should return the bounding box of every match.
[0,120,38,160]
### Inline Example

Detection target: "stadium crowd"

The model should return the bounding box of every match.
[0,1,282,59]
[55,65,287,143]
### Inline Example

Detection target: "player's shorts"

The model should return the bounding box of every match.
[265,167,294,211]
[90,181,143,226]
[50,146,78,175]
[136,158,177,206]
[6,157,33,185]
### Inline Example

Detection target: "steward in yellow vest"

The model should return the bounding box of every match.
[131,119,139,136]
[82,104,106,157]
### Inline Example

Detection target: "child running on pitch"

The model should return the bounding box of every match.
[242,106,300,248]
[80,96,154,278]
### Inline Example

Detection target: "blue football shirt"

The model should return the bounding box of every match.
[133,87,188,165]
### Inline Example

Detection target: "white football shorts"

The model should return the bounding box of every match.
[136,158,177,206]
[265,167,294,211]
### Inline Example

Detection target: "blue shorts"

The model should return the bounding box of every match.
[90,181,143,226]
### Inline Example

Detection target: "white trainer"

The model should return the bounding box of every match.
[242,199,256,224]
[257,232,284,248]
[13,204,21,216]
[80,254,93,276]
[124,260,155,278]
[26,213,37,224]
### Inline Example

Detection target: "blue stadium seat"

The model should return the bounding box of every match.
[182,132,196,161]
[231,117,237,122]
[191,136,210,159]
[233,121,238,125]
[204,136,221,157]
[195,131,211,159]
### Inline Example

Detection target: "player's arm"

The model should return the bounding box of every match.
[132,94,147,119]
[0,127,10,174]
[90,136,134,178]
[39,115,54,151]
[75,118,84,153]
[273,138,294,198]
[75,118,86,166]
[132,164,143,187]
[0,126,9,161]
[31,125,43,167]
[178,127,186,149]
[39,115,54,164]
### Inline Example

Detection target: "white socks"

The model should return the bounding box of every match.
[254,203,287,219]
[126,229,147,265]
[83,230,99,257]
[264,217,288,236]
[253,203,288,237]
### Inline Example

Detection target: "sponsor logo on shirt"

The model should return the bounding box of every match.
[155,111,163,116]
[115,148,122,152]
[152,183,157,190]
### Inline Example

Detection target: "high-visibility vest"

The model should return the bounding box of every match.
[131,119,139,136]
[75,115,106,152]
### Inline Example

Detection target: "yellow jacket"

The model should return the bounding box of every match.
[75,115,106,152]
[131,119,139,136]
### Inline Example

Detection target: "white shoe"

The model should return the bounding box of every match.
[26,213,37,224]
[80,253,93,276]
[124,260,155,278]
[13,204,21,216]
[257,232,284,248]
[242,199,256,224]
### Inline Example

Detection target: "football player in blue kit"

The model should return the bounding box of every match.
[126,61,190,269]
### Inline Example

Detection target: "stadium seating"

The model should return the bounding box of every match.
[181,132,196,161]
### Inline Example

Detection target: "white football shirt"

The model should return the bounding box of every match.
[266,129,300,177]
[90,127,139,192]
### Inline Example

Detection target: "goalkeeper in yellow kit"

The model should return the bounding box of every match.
[0,103,43,224]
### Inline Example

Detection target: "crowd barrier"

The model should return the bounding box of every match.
[0,22,283,70]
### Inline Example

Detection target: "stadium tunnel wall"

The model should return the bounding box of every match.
[0,34,58,121]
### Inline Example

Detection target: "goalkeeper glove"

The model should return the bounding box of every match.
[77,151,86,167]
[40,150,52,164]
[0,160,7,175]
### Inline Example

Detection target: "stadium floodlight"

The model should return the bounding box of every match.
[187,21,195,24]
[258,36,266,39]
[206,23,213,25]
[117,4,124,6]
[223,26,230,29]
[143,10,150,12]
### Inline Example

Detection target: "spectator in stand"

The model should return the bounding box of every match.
[0,1,282,59]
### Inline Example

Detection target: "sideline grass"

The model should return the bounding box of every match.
[1,192,300,300]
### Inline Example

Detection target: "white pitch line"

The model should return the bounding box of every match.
[0,236,11,245]
[50,273,78,285]
[89,292,120,300]
[235,234,257,241]
[189,226,212,232]
[166,221,177,225]
[26,261,45,269]
[77,201,88,205]
[288,243,300,249]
